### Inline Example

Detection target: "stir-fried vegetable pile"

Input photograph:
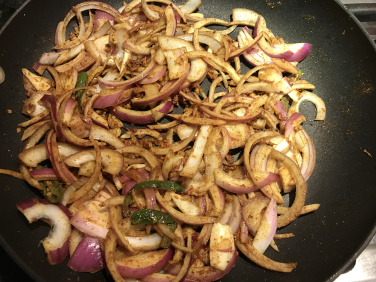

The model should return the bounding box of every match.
[2,0,327,280]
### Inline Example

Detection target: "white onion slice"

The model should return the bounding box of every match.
[209,223,235,271]
[17,199,71,265]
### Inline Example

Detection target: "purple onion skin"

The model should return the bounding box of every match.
[67,236,105,273]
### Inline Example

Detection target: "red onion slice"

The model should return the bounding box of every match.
[92,87,132,108]
[63,98,77,126]
[284,112,305,140]
[253,198,277,254]
[94,10,115,32]
[112,106,154,124]
[218,201,233,225]
[139,65,167,84]
[46,130,77,184]
[132,65,190,107]
[67,235,105,273]
[17,199,71,265]
[30,168,58,181]
[41,95,63,139]
[116,248,174,278]
[113,98,172,124]
[70,190,112,239]
[228,196,242,234]
[200,105,261,123]
[98,60,156,87]
[214,168,258,194]
[284,43,312,62]
[296,129,316,182]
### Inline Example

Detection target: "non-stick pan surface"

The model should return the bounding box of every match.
[0,0,375,281]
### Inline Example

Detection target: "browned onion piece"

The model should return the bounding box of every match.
[243,131,280,179]
[104,230,126,282]
[68,138,102,203]
[235,238,296,272]
[19,164,43,190]
[109,205,135,253]
[269,149,307,228]
[155,191,216,225]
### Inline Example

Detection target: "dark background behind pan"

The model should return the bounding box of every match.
[0,0,376,281]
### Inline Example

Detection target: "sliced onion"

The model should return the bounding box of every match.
[30,168,58,181]
[22,92,50,118]
[39,52,60,65]
[63,98,77,125]
[92,87,132,108]
[157,35,207,82]
[177,33,222,53]
[17,199,71,265]
[131,65,190,106]
[253,198,277,254]
[168,114,226,126]
[284,112,305,140]
[46,130,77,184]
[288,90,326,120]
[67,235,105,273]
[41,95,63,139]
[228,196,242,234]
[94,10,115,32]
[200,105,261,123]
[179,125,212,178]
[186,251,238,281]
[235,238,296,272]
[223,123,250,149]
[296,129,316,181]
[228,32,263,59]
[89,124,125,149]
[123,40,151,55]
[55,51,95,73]
[165,5,177,36]
[218,201,233,225]
[112,106,154,125]
[64,148,124,175]
[70,190,112,238]
[214,168,257,194]
[284,43,312,62]
[242,193,270,236]
[180,0,201,13]
[116,248,174,278]
[21,68,52,91]
[141,0,160,21]
[141,273,176,282]
[98,60,156,87]
[171,193,201,216]
[164,48,189,80]
[139,65,167,84]
[156,191,215,225]
[113,97,171,125]
[269,149,307,228]
[126,233,162,251]
[19,142,81,167]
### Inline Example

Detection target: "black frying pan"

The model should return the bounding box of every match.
[0,0,375,281]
